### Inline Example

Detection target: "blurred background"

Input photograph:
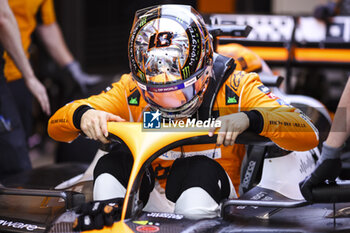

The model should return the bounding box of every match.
[51,0,330,75]
[27,0,348,168]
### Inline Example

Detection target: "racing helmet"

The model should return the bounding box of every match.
[128,5,213,119]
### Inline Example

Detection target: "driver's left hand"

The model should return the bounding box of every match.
[209,112,249,146]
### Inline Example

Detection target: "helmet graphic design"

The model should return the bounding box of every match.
[128,5,213,119]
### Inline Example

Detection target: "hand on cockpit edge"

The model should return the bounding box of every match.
[208,112,249,147]
[80,109,125,144]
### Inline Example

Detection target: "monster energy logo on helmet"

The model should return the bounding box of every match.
[182,66,190,79]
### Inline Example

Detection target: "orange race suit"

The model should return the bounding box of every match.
[3,0,56,82]
[48,52,319,190]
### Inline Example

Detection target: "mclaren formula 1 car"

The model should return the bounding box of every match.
[1,114,350,233]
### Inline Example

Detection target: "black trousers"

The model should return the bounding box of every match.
[7,78,33,139]
[0,77,31,181]
[94,145,230,206]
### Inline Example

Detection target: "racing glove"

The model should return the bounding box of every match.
[64,61,102,94]
[299,142,342,202]
[73,198,123,231]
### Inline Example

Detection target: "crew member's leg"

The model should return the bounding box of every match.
[7,79,33,139]
[93,145,155,205]
[0,78,31,181]
[166,155,236,219]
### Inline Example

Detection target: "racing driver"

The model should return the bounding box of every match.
[48,4,319,229]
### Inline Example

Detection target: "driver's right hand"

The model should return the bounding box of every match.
[80,109,125,144]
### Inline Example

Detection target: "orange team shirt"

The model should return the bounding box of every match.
[3,0,56,82]
[47,70,319,191]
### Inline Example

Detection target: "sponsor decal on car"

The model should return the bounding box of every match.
[133,220,160,226]
[250,191,273,201]
[0,219,39,231]
[146,212,184,220]
[136,225,160,232]
[133,221,160,233]
[299,155,315,174]
[236,191,273,210]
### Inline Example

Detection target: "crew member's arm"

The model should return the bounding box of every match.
[48,75,131,143]
[0,0,50,114]
[37,22,101,92]
[36,0,101,92]
[325,78,350,148]
[299,77,350,202]
[36,22,74,67]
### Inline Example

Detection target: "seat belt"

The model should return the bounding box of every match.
[197,53,236,120]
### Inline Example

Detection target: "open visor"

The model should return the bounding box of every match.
[135,67,210,110]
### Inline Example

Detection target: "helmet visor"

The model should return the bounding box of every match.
[136,67,210,110]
